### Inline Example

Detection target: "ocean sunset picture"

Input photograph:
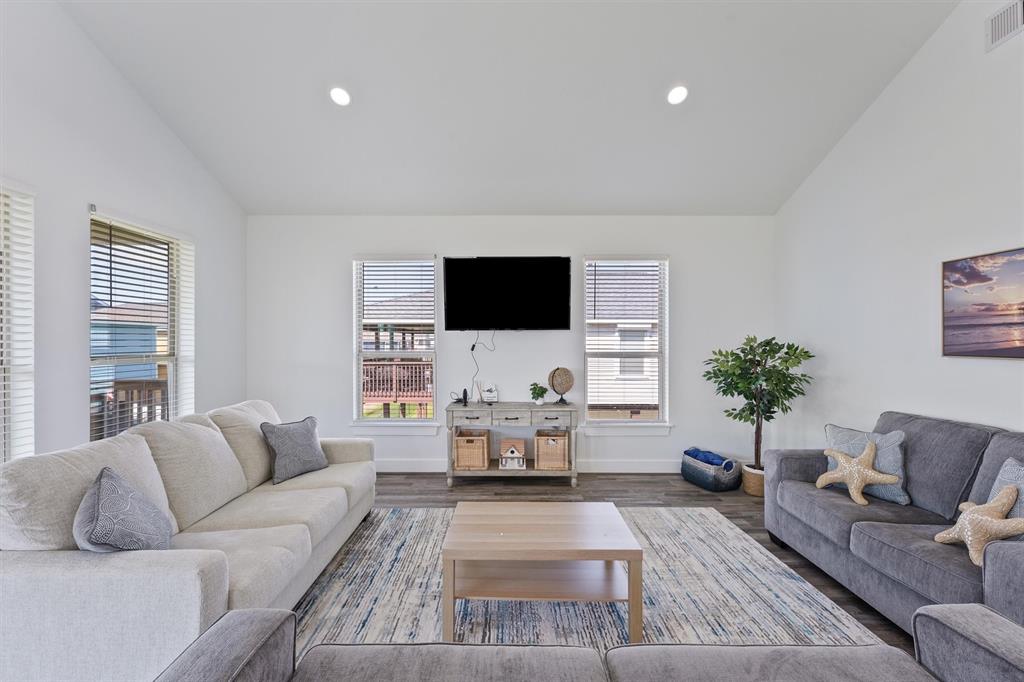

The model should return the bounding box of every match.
[943,247,1024,358]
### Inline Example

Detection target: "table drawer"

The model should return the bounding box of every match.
[492,410,532,426]
[452,410,492,426]
[532,411,574,427]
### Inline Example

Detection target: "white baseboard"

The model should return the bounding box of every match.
[375,458,448,473]
[578,459,680,474]
[374,458,680,474]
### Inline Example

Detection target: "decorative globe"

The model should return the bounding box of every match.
[547,367,574,404]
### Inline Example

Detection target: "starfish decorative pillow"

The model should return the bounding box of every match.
[815,441,899,506]
[823,425,909,505]
[934,484,1024,566]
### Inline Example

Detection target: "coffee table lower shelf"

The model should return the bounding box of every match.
[442,558,643,643]
[454,560,629,601]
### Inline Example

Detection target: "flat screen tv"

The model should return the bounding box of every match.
[444,257,570,330]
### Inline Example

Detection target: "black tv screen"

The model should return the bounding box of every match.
[444,257,570,330]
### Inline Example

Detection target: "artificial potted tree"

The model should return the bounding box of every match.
[530,382,549,406]
[702,336,814,497]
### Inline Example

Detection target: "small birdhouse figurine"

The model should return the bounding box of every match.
[499,439,527,470]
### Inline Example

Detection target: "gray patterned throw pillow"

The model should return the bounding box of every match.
[73,467,173,552]
[825,424,910,505]
[261,416,328,484]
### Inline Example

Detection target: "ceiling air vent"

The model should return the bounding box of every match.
[987,0,1023,52]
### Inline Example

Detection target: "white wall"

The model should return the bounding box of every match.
[247,216,776,472]
[773,0,1024,447]
[1,2,248,452]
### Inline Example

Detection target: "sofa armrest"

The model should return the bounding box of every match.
[321,437,375,464]
[156,609,295,682]
[0,549,229,681]
[913,603,1024,682]
[763,448,827,491]
[983,541,1024,626]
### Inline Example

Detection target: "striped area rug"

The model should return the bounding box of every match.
[294,507,877,656]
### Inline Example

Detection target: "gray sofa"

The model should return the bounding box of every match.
[0,400,375,681]
[157,603,1024,681]
[765,411,1023,634]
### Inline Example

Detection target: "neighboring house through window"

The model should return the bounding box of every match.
[618,328,647,375]
[89,217,194,440]
[0,186,34,461]
[354,258,436,420]
[584,258,668,422]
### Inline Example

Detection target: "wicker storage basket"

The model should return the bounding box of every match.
[680,455,741,492]
[454,429,490,470]
[534,430,569,470]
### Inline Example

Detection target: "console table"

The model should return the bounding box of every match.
[445,401,579,488]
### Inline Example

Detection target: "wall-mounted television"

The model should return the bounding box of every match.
[443,257,570,330]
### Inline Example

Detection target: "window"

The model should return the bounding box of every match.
[584,259,668,422]
[89,218,194,440]
[354,259,436,420]
[0,187,34,461]
[618,329,647,375]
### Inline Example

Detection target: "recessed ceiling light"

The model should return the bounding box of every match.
[329,87,351,107]
[667,85,689,105]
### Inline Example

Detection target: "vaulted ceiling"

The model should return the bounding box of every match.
[64,0,957,215]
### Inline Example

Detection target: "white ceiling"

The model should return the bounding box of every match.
[63,0,957,215]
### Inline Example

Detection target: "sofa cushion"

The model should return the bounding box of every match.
[776,481,946,548]
[604,643,933,682]
[74,467,174,552]
[255,462,376,508]
[184,487,347,546]
[968,433,1024,505]
[292,643,608,682]
[131,420,248,529]
[208,401,282,490]
[0,432,177,549]
[850,522,983,604]
[874,412,1001,519]
[171,525,312,608]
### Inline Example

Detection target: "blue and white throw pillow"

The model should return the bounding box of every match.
[824,424,911,505]
[988,458,1024,539]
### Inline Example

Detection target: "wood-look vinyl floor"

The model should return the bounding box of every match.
[374,472,915,654]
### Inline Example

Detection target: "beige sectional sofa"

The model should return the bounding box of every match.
[0,400,375,682]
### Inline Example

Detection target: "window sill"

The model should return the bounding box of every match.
[350,421,442,436]
[580,422,674,437]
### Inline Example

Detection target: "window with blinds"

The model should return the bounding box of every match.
[90,218,195,440]
[1,188,34,461]
[354,259,436,420]
[584,259,668,422]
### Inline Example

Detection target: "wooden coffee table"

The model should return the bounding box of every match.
[440,501,644,643]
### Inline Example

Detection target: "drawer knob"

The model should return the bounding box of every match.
[465,416,479,420]
[544,416,559,420]
[504,416,520,421]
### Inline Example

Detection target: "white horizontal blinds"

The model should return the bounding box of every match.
[89,218,195,440]
[584,259,667,422]
[0,189,34,461]
[174,239,196,417]
[355,259,436,420]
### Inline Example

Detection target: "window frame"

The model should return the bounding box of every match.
[352,256,439,425]
[0,184,34,461]
[88,215,195,441]
[583,256,669,426]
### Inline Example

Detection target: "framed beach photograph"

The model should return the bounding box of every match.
[943,247,1024,358]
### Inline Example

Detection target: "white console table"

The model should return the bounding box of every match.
[445,401,579,488]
